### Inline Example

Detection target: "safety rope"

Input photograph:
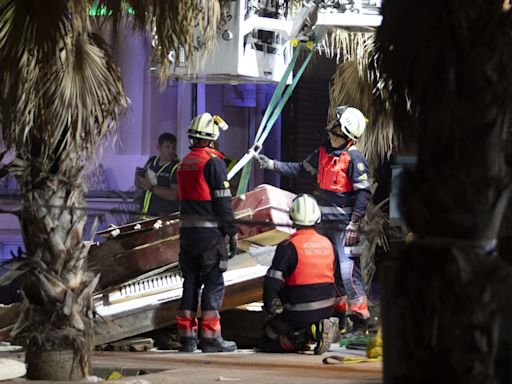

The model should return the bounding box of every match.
[227,44,302,190]
[227,40,318,196]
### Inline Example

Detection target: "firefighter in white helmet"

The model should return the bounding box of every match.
[257,106,372,339]
[261,194,339,354]
[176,112,238,353]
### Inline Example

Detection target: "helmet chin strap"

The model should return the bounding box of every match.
[328,130,345,139]
[325,121,346,139]
[189,138,212,148]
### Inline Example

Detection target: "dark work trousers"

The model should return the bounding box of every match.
[320,227,369,320]
[260,303,335,353]
[260,312,312,353]
[177,243,226,340]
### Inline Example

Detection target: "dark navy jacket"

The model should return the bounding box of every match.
[273,141,371,229]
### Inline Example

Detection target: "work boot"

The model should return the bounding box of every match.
[333,311,346,343]
[341,315,369,340]
[314,317,339,355]
[179,337,198,353]
[338,313,347,333]
[201,337,237,353]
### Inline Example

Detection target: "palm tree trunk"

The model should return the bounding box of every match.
[376,2,512,382]
[12,170,97,380]
[0,1,230,380]
[381,103,511,384]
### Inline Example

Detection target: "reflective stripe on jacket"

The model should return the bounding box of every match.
[272,142,371,228]
[263,228,337,324]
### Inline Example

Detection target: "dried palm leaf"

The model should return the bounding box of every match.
[319,30,374,67]
[0,1,127,375]
[323,30,395,170]
[360,197,389,292]
[92,0,230,80]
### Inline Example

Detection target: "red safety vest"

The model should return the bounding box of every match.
[178,147,224,201]
[317,146,354,193]
[285,229,335,286]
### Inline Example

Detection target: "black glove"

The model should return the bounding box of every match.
[344,221,359,246]
[262,303,277,321]
[229,233,238,258]
[256,154,275,170]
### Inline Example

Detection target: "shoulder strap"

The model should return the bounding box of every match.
[170,162,180,179]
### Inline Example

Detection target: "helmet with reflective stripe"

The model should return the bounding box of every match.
[336,106,367,141]
[188,113,229,141]
[289,193,321,227]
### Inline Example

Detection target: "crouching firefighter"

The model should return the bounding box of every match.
[261,194,339,354]
[176,113,239,353]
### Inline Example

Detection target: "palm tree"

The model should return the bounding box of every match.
[375,1,512,382]
[0,0,228,380]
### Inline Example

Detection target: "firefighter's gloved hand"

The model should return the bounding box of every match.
[263,300,278,321]
[344,221,359,246]
[262,305,275,317]
[262,309,274,323]
[257,154,275,170]
[229,234,238,259]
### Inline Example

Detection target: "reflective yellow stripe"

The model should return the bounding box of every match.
[170,162,180,179]
[226,159,237,172]
[141,190,152,219]
[141,156,179,219]
[154,156,172,177]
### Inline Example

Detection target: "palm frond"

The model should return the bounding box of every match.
[0,0,237,377]
[0,0,69,65]
[322,30,395,170]
[319,29,374,67]
[0,8,128,185]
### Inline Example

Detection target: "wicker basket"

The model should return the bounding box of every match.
[25,346,84,381]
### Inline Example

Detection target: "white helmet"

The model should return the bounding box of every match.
[188,113,228,141]
[289,194,321,227]
[336,106,367,141]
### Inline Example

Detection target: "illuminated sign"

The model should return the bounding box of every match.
[88,2,136,16]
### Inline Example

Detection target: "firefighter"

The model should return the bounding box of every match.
[257,106,372,338]
[261,193,339,354]
[176,112,238,353]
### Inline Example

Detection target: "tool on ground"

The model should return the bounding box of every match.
[322,355,382,364]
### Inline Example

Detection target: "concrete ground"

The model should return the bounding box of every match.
[0,343,382,383]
